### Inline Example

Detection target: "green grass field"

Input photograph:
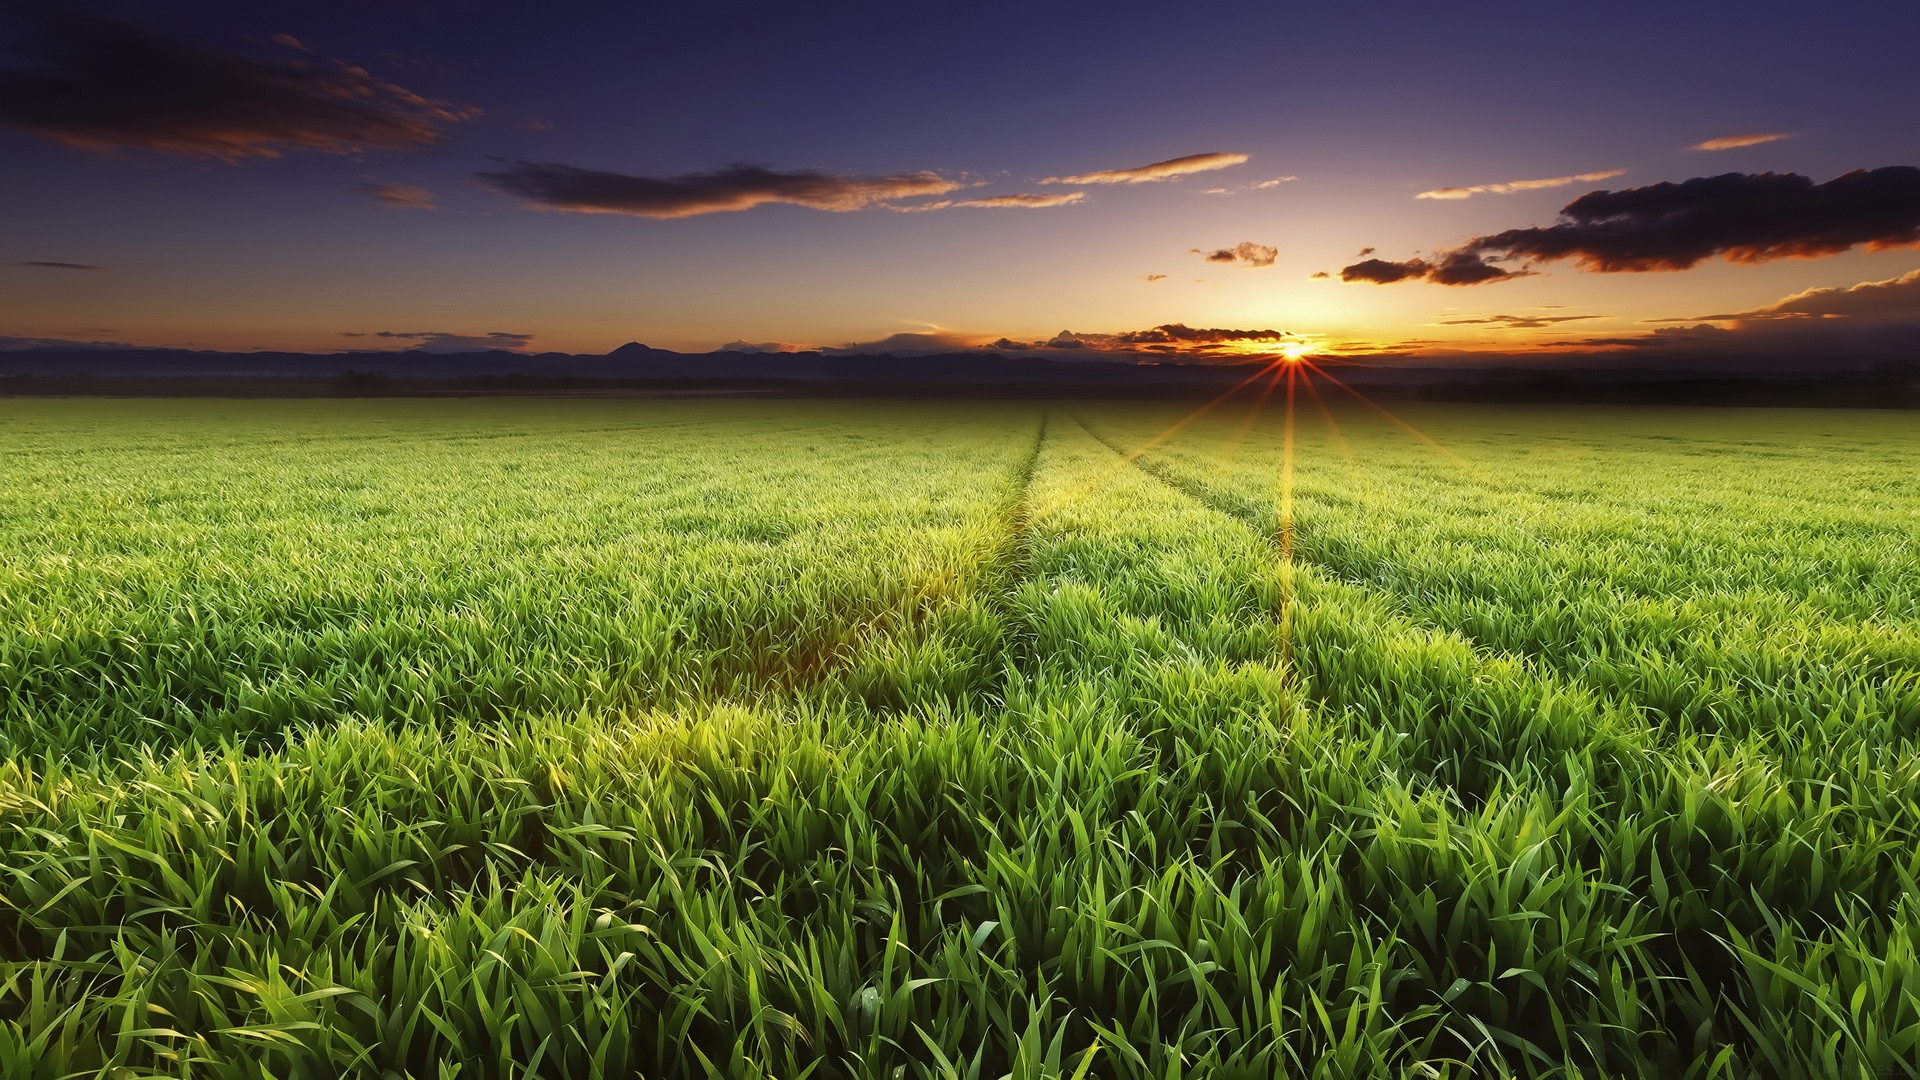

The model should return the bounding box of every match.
[3,397,1918,1078]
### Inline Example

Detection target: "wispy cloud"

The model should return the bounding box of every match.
[1439,313,1608,329]
[479,160,965,218]
[895,191,1085,212]
[14,260,105,271]
[356,182,435,209]
[343,330,536,353]
[1192,242,1278,268]
[1254,176,1298,189]
[1346,166,1920,285]
[0,10,476,161]
[1040,152,1248,185]
[1689,132,1795,152]
[268,33,311,52]
[1142,273,1167,283]
[1416,169,1625,200]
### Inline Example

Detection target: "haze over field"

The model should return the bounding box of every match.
[3,1,1919,375]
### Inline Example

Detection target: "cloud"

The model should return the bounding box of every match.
[1462,168,1920,272]
[1198,187,1232,196]
[346,330,536,353]
[15,260,104,271]
[1040,152,1248,185]
[0,10,477,161]
[478,160,965,218]
[1309,271,1330,279]
[1112,324,1289,345]
[1344,167,1920,285]
[1192,241,1278,268]
[269,33,311,52]
[1254,176,1298,189]
[896,191,1086,212]
[1439,313,1608,329]
[1416,169,1625,200]
[1689,132,1795,152]
[1142,274,1167,283]
[356,182,435,209]
[1667,267,1920,323]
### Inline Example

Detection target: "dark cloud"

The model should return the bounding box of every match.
[1043,331,1089,349]
[1340,257,1432,284]
[1142,274,1167,283]
[1040,152,1247,185]
[15,260,104,271]
[356,182,435,209]
[1440,313,1607,329]
[1461,169,1920,272]
[268,33,311,53]
[1343,168,1920,286]
[347,330,536,353]
[478,160,964,218]
[1113,323,1288,345]
[1191,241,1278,268]
[1309,271,1331,279]
[0,10,476,161]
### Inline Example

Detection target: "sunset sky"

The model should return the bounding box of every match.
[4,1,1919,362]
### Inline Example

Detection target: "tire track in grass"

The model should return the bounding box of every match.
[1082,411,1920,751]
[767,406,1050,715]
[1064,410,1666,793]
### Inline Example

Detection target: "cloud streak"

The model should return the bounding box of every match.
[356,182,435,209]
[1689,132,1795,152]
[1439,313,1607,329]
[896,191,1085,212]
[1344,167,1920,285]
[1193,241,1278,268]
[0,10,476,161]
[1040,152,1247,185]
[1416,169,1625,200]
[344,330,536,353]
[478,161,965,218]
[15,261,104,271]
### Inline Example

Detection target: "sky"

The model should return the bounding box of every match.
[3,0,1919,364]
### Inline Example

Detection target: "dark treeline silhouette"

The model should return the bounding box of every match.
[1,344,1915,407]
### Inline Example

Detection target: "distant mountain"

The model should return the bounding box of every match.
[1,343,1914,406]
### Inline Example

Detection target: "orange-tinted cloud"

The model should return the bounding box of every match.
[1439,313,1607,329]
[479,161,965,218]
[0,11,476,161]
[1689,132,1795,152]
[1416,169,1625,200]
[1665,268,1920,323]
[356,182,435,209]
[269,33,311,52]
[1040,152,1248,185]
[896,191,1086,212]
[1142,273,1167,283]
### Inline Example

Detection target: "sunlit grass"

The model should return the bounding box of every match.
[2,397,1917,1077]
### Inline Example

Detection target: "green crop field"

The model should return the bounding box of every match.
[3,396,1919,1079]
